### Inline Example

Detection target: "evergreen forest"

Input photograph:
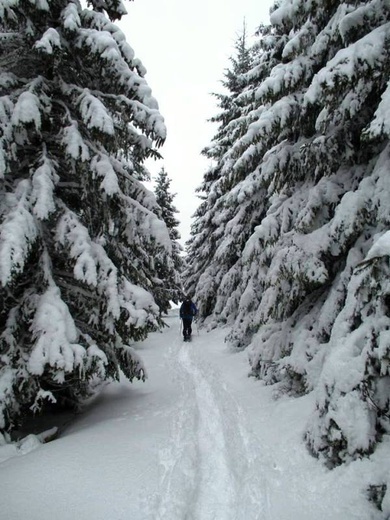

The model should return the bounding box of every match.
[0,0,390,513]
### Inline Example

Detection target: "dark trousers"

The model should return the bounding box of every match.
[182,318,193,337]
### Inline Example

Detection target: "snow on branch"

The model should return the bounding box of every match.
[88,0,127,21]
[78,89,114,135]
[121,194,172,251]
[81,10,133,58]
[119,279,159,329]
[28,286,87,377]
[255,58,311,101]
[270,0,315,27]
[364,80,390,139]
[34,28,61,54]
[0,367,15,429]
[0,95,13,177]
[78,28,123,64]
[230,103,299,173]
[30,389,57,414]
[11,91,41,131]
[366,231,390,261]
[62,121,90,161]
[56,210,121,321]
[0,139,6,179]
[282,20,316,59]
[29,0,49,11]
[329,185,370,246]
[80,11,160,110]
[339,0,388,44]
[117,343,147,382]
[0,95,13,126]
[0,180,37,286]
[305,23,390,104]
[55,211,98,287]
[61,3,81,33]
[0,73,18,90]
[91,154,119,195]
[116,95,166,140]
[31,155,59,219]
[0,0,19,22]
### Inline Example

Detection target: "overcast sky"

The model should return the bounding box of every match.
[119,0,273,245]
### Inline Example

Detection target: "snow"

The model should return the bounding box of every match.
[62,122,90,161]
[61,3,81,32]
[34,28,61,54]
[81,29,123,64]
[56,211,99,287]
[269,0,302,27]
[28,286,85,377]
[0,179,37,286]
[0,433,43,464]
[119,279,158,328]
[31,0,49,11]
[366,80,390,138]
[366,230,390,260]
[0,312,382,519]
[0,0,19,21]
[78,90,115,135]
[11,91,41,130]
[339,0,388,44]
[305,22,390,106]
[91,154,120,195]
[31,157,59,219]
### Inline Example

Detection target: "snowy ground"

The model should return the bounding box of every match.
[0,310,384,520]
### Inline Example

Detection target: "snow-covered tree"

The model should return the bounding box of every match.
[187,0,390,471]
[155,168,180,239]
[153,167,183,310]
[184,26,255,318]
[232,0,390,468]
[0,0,177,431]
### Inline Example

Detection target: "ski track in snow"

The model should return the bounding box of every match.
[156,329,272,520]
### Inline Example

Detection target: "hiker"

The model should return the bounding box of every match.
[180,296,197,341]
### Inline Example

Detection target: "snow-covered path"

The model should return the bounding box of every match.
[0,312,381,520]
[156,334,270,520]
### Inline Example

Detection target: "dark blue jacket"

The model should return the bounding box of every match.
[180,301,197,320]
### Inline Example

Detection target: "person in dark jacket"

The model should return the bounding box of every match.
[180,296,197,340]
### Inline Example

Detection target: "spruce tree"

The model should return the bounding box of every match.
[227,0,390,467]
[184,26,254,321]
[153,167,183,311]
[188,0,390,469]
[0,0,177,431]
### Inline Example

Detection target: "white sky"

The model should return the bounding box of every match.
[118,0,273,245]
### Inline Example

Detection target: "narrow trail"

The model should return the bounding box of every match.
[156,317,272,520]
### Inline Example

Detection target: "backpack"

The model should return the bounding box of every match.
[182,300,192,315]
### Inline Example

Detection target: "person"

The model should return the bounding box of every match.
[180,296,197,341]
